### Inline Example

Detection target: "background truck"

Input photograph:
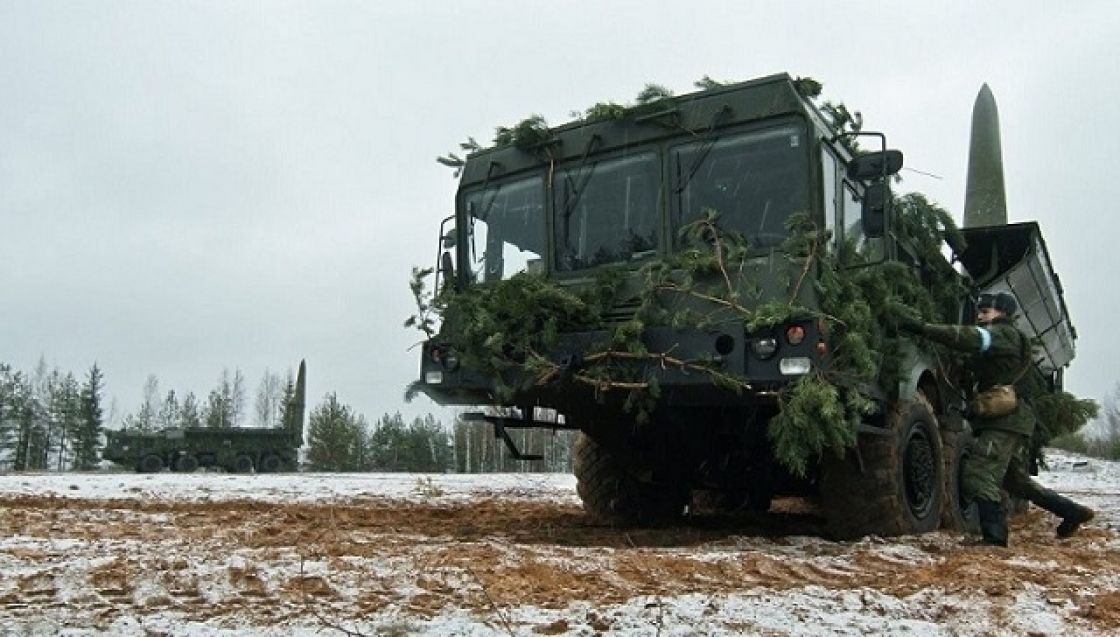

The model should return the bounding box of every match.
[103,361,306,473]
[414,74,1076,538]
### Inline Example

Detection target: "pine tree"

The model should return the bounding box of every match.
[369,413,406,470]
[306,393,364,471]
[13,375,42,471]
[406,414,450,472]
[158,390,180,430]
[179,392,202,429]
[277,371,296,431]
[0,364,18,468]
[204,388,227,428]
[50,372,81,470]
[74,364,104,470]
[352,415,372,471]
[365,413,452,472]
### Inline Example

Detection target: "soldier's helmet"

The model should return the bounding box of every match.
[977,292,1017,316]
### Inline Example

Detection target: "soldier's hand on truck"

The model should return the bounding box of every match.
[896,314,925,334]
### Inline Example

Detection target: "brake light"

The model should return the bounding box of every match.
[786,325,806,345]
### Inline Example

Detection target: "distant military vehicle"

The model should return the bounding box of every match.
[414,74,1076,538]
[103,361,306,473]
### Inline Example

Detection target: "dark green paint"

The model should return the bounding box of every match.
[103,361,306,473]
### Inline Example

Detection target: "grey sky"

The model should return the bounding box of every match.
[2,1,1118,425]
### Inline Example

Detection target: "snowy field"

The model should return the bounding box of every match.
[1,450,1118,636]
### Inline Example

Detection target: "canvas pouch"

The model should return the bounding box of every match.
[971,384,1018,418]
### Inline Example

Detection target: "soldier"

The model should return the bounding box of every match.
[900,292,1094,546]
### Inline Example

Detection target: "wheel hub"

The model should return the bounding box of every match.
[903,425,937,519]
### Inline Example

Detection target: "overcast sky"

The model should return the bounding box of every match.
[2,1,1118,426]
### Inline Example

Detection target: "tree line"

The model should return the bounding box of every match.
[0,359,573,473]
[1052,381,1120,460]
[305,396,573,473]
[10,356,1118,474]
[0,360,104,471]
[118,367,299,432]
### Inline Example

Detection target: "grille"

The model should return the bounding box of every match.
[601,299,642,325]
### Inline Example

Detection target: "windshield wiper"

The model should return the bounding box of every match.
[560,162,598,221]
[673,106,732,195]
[559,135,603,221]
[674,140,717,195]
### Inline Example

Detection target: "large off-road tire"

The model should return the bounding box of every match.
[940,428,980,532]
[233,454,255,474]
[573,432,687,526]
[138,454,163,473]
[258,454,282,473]
[821,393,945,540]
[174,454,200,473]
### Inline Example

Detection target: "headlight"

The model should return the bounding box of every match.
[750,337,778,360]
[424,371,444,384]
[779,357,812,375]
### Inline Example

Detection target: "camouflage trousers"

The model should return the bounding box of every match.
[961,428,1038,504]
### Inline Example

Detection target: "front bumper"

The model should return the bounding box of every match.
[416,321,824,407]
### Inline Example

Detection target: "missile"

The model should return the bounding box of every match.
[963,84,1008,228]
[286,359,307,438]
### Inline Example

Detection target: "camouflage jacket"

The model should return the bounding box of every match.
[921,317,1035,436]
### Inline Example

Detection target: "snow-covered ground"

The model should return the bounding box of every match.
[1,450,1118,636]
[0,470,582,506]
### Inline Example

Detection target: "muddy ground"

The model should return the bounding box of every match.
[2,471,1119,636]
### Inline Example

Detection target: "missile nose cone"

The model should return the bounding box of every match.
[964,83,1008,228]
[973,84,999,120]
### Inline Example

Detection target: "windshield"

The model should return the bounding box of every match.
[464,176,545,283]
[673,124,809,248]
[554,152,660,271]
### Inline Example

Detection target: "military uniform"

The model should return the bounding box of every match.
[921,317,1033,505]
[911,305,1094,544]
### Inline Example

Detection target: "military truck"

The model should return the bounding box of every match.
[414,74,1076,538]
[103,361,306,473]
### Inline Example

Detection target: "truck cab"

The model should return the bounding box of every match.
[419,74,902,411]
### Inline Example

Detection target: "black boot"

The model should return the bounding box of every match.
[1031,488,1095,538]
[1057,510,1094,538]
[975,499,1009,547]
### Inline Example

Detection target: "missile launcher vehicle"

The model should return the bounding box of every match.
[414,74,1075,538]
[103,361,306,473]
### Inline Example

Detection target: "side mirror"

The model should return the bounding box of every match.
[441,230,456,249]
[439,251,456,291]
[862,182,888,238]
[847,150,904,181]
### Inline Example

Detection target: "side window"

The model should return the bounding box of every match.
[820,148,839,242]
[842,181,884,260]
[841,182,863,246]
[465,177,546,283]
